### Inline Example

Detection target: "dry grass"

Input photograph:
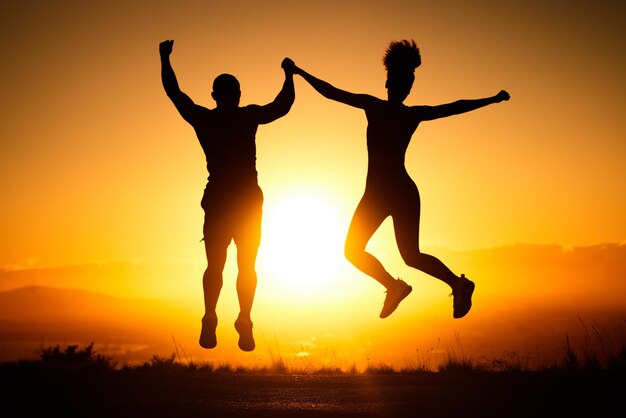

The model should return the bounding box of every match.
[4,318,623,375]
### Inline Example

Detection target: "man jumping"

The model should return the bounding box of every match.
[160,39,295,351]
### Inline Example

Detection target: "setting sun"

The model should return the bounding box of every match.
[259,189,348,301]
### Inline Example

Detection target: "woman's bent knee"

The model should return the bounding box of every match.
[344,241,364,263]
[400,250,423,268]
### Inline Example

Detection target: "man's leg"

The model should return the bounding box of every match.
[203,242,229,318]
[232,189,263,352]
[199,240,228,349]
[232,243,258,352]
[236,243,258,321]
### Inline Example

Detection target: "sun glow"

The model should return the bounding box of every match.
[259,190,350,301]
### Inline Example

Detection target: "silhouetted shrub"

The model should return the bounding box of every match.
[39,342,116,370]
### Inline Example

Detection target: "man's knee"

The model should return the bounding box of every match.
[205,256,226,275]
[236,243,259,274]
[237,263,257,278]
[203,267,223,287]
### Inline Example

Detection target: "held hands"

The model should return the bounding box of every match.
[282,58,303,76]
[281,57,296,75]
[160,40,174,58]
[495,90,510,103]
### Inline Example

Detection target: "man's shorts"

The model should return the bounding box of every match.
[201,182,263,249]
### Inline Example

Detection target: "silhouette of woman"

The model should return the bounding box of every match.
[290,40,509,319]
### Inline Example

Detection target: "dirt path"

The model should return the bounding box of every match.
[2,370,622,417]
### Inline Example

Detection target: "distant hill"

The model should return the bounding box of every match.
[0,285,193,326]
[0,262,203,300]
[0,286,196,361]
[0,285,137,322]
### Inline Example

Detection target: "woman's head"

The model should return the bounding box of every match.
[383,40,421,102]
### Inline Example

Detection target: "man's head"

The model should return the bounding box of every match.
[383,40,421,102]
[212,74,241,108]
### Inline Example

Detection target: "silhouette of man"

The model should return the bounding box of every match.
[289,40,509,319]
[160,40,295,351]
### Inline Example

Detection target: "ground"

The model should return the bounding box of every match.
[1,368,623,417]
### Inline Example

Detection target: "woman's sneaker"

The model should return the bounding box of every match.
[380,278,412,318]
[452,274,475,318]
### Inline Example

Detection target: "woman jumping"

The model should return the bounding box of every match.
[290,40,509,319]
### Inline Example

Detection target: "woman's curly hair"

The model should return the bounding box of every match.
[383,39,421,72]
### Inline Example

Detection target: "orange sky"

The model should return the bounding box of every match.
[0,1,625,367]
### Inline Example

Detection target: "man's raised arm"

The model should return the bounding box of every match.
[256,58,296,124]
[416,90,510,122]
[160,40,198,123]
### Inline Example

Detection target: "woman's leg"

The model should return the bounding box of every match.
[344,196,396,289]
[392,188,459,289]
[392,186,475,318]
[346,193,413,318]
